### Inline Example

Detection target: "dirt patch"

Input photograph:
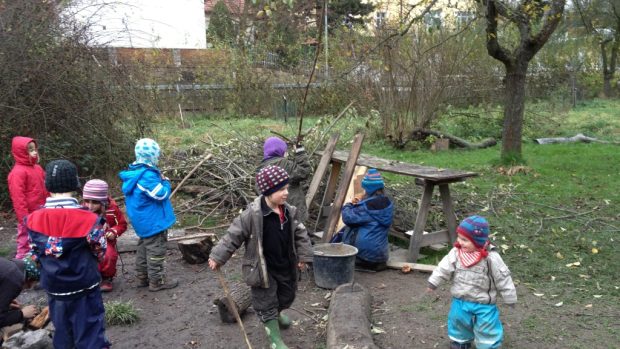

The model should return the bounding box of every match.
[1,215,614,348]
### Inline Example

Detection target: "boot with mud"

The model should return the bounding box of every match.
[449,341,471,349]
[278,313,292,329]
[149,277,179,292]
[264,319,289,349]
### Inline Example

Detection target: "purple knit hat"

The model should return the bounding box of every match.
[83,179,109,204]
[256,165,289,196]
[263,137,287,160]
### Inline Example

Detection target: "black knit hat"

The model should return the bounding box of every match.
[45,159,80,193]
[256,165,289,196]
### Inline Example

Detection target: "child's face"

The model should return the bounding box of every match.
[457,234,477,252]
[27,142,38,161]
[266,184,289,206]
[84,199,104,214]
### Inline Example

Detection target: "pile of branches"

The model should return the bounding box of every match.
[163,136,264,227]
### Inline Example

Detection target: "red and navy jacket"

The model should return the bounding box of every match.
[27,197,107,298]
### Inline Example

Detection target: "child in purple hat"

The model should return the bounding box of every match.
[258,136,311,223]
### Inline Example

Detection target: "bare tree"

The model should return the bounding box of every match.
[483,0,566,162]
[574,0,620,97]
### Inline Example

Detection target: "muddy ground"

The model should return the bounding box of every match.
[1,217,615,349]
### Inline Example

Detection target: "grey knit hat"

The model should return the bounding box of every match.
[45,159,80,193]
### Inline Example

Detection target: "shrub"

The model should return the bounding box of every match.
[104,300,139,326]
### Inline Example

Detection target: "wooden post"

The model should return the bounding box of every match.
[306,133,340,209]
[407,182,435,262]
[323,133,365,242]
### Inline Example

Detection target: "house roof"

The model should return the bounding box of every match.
[204,0,245,16]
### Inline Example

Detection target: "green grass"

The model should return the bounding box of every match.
[0,246,12,258]
[104,300,139,326]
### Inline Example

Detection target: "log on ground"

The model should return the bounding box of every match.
[327,282,378,349]
[177,237,214,264]
[213,282,252,323]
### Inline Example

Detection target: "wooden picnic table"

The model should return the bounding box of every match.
[316,150,478,262]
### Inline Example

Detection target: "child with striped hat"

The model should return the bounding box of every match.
[82,179,128,292]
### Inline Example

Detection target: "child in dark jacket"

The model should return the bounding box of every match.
[426,215,517,349]
[209,165,313,349]
[83,179,128,292]
[0,256,39,329]
[26,159,110,349]
[119,138,178,291]
[336,168,393,271]
[258,136,312,222]
[7,136,48,259]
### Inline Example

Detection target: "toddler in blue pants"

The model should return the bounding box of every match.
[426,216,517,349]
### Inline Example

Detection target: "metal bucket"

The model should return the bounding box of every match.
[312,243,358,289]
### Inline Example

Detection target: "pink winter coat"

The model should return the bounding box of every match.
[7,137,48,224]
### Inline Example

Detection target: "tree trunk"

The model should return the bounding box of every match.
[213,282,252,323]
[177,237,213,264]
[501,63,529,162]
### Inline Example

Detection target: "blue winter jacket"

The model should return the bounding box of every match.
[119,163,176,238]
[341,195,394,263]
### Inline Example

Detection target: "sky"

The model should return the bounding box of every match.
[66,0,207,49]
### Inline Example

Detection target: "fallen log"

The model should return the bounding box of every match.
[386,261,436,273]
[177,237,214,264]
[411,128,497,149]
[326,283,378,349]
[535,133,620,145]
[213,282,252,324]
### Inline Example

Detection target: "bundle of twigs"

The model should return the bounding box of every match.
[162,135,264,227]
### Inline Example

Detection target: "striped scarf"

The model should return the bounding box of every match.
[455,241,489,267]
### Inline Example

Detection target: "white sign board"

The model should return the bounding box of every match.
[66,0,207,49]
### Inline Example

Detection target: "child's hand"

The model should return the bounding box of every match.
[208,258,220,271]
[10,299,21,310]
[425,287,434,293]
[351,197,360,204]
[298,262,307,271]
[21,305,38,319]
[105,231,117,240]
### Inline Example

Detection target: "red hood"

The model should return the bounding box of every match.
[12,136,36,166]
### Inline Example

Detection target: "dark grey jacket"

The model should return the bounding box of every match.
[209,196,313,288]
[257,148,312,222]
[0,258,25,327]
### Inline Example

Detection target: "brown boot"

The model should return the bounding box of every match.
[136,275,149,288]
[149,277,179,292]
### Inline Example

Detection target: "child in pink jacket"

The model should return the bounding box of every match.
[7,136,48,258]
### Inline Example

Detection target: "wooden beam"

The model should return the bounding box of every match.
[385,261,436,273]
[407,182,435,262]
[439,184,458,244]
[323,133,365,242]
[419,230,450,247]
[306,133,340,209]
[335,166,367,233]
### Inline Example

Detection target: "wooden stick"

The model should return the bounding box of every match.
[216,269,253,349]
[170,153,213,199]
[168,232,216,242]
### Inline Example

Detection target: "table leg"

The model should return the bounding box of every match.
[439,184,457,244]
[408,182,434,262]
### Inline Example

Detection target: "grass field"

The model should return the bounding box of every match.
[154,98,619,313]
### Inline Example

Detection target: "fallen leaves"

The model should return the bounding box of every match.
[565,261,581,268]
[497,166,535,176]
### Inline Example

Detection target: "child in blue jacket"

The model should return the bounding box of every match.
[337,168,393,271]
[119,138,178,291]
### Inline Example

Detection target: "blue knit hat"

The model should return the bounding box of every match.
[134,138,161,166]
[456,215,490,248]
[361,168,384,195]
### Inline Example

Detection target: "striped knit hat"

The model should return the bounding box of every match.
[456,215,490,248]
[83,179,109,204]
[134,138,161,166]
[256,165,289,196]
[361,168,384,195]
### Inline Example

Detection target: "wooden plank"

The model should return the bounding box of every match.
[305,133,340,209]
[323,133,365,242]
[385,261,436,273]
[336,166,367,233]
[317,150,477,182]
[407,182,435,262]
[419,230,450,247]
[322,162,342,210]
[439,184,458,244]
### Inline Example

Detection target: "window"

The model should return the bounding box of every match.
[376,11,386,29]
[424,10,442,30]
[456,11,474,28]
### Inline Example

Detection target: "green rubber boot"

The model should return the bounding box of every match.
[264,319,289,349]
[278,313,292,329]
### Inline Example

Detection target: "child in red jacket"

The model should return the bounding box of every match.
[83,179,128,292]
[7,136,48,259]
